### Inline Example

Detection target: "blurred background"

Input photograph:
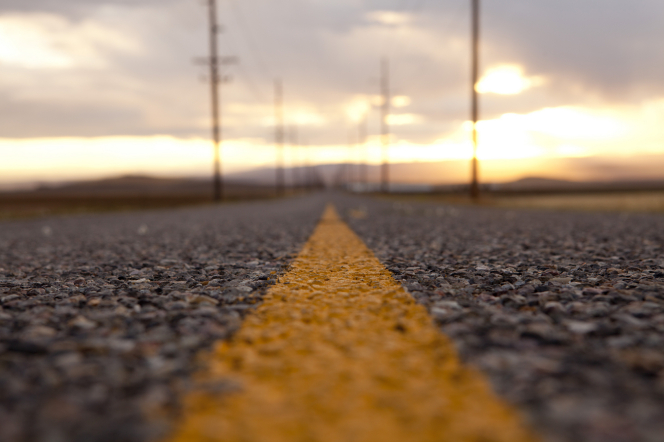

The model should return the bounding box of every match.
[1,0,664,214]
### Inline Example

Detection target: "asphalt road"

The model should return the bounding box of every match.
[335,194,664,442]
[1,192,664,442]
[0,196,325,442]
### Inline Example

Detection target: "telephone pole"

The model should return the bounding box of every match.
[289,125,300,190]
[380,57,390,193]
[207,0,222,201]
[304,141,311,191]
[275,79,285,196]
[359,112,368,189]
[347,129,355,188]
[470,0,480,200]
[200,0,236,201]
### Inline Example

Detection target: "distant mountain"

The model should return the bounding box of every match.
[502,177,577,187]
[7,174,274,198]
[5,153,664,196]
[224,166,324,187]
[35,175,210,195]
[4,168,325,198]
[493,176,664,193]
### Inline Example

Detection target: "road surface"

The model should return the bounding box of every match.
[1,192,663,442]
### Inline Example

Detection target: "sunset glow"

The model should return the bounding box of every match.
[476,65,543,95]
[0,13,139,69]
[1,0,664,189]
[2,96,664,188]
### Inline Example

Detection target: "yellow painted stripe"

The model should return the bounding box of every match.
[166,205,538,442]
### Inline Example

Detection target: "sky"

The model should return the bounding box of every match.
[1,0,664,187]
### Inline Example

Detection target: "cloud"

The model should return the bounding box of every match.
[0,0,664,162]
[476,65,544,95]
[476,0,664,101]
[366,11,410,26]
[0,12,141,69]
[387,113,421,126]
[392,95,411,107]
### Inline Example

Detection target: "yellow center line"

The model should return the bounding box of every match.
[165,205,538,442]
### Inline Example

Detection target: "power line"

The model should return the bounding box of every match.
[213,2,267,104]
[228,0,273,82]
[235,61,268,103]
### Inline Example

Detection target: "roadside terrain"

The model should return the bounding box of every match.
[386,190,664,213]
[0,175,290,220]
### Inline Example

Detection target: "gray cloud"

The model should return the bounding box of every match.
[0,0,663,145]
[480,0,664,100]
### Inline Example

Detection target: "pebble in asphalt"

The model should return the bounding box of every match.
[0,196,325,442]
[334,194,664,442]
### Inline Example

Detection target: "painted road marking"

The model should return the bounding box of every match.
[165,205,538,442]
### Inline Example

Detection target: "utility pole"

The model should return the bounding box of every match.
[380,57,390,193]
[347,129,355,189]
[275,79,285,196]
[289,125,299,191]
[199,0,237,201]
[470,0,480,200]
[359,112,368,189]
[303,141,311,191]
[207,0,222,201]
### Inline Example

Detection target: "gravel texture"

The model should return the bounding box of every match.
[336,194,664,442]
[3,192,664,442]
[0,196,324,442]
